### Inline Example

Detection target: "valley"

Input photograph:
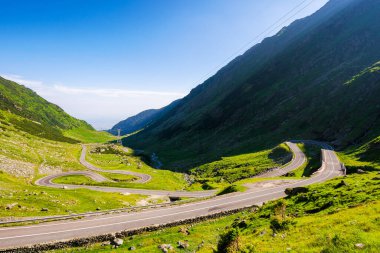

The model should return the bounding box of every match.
[0,0,379,252]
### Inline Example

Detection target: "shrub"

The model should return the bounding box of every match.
[270,218,295,232]
[217,228,242,253]
[217,185,245,196]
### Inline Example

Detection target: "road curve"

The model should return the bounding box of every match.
[254,141,306,178]
[80,144,152,184]
[0,142,344,250]
[35,142,303,198]
[35,145,216,198]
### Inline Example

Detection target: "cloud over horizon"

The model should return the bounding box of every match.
[2,74,186,130]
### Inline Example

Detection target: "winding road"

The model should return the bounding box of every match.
[0,141,344,250]
[254,141,306,178]
[35,145,216,198]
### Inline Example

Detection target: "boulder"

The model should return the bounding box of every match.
[158,244,173,252]
[285,187,309,196]
[111,238,123,248]
[357,169,366,174]
[355,243,365,249]
[5,203,18,210]
[101,241,111,246]
[129,246,136,250]
[178,227,190,235]
[177,241,189,249]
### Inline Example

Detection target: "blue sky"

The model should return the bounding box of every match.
[0,0,328,129]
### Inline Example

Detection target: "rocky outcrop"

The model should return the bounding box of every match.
[0,155,35,178]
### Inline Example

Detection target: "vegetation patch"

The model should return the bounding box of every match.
[338,136,380,174]
[217,185,246,196]
[190,143,292,185]
[0,171,147,218]
[64,128,115,143]
[84,144,189,191]
[293,143,321,177]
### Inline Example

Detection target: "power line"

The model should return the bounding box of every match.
[194,0,316,85]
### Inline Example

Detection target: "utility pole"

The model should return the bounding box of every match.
[117,129,122,145]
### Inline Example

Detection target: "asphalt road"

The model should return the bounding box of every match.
[0,141,344,250]
[79,144,152,184]
[254,142,306,178]
[35,145,216,198]
[35,142,303,198]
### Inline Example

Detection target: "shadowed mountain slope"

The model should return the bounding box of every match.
[125,0,380,170]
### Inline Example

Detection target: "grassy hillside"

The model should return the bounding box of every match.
[125,0,380,170]
[0,76,92,130]
[191,143,291,186]
[0,171,147,218]
[109,109,159,136]
[0,97,149,217]
[0,111,169,217]
[0,76,98,143]
[338,135,380,173]
[64,127,115,143]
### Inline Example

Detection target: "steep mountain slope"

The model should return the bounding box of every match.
[0,76,93,142]
[125,0,380,169]
[109,100,180,136]
[109,109,160,136]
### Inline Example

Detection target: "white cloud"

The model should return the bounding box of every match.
[2,74,186,130]
[2,74,43,88]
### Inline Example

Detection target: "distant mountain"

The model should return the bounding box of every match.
[125,0,380,169]
[109,100,180,136]
[0,76,93,142]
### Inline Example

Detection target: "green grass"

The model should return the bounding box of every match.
[99,172,137,182]
[0,112,86,172]
[0,77,92,130]
[0,171,147,218]
[338,136,380,173]
[52,175,96,185]
[217,184,247,195]
[0,118,159,218]
[64,128,116,144]
[190,143,292,186]
[52,173,139,186]
[49,172,380,253]
[51,213,241,253]
[291,143,322,177]
[236,201,380,253]
[84,144,190,191]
